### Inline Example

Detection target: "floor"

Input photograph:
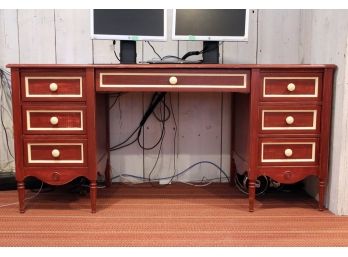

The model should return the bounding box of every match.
[0,182,347,246]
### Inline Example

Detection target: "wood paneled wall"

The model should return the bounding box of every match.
[1,9,348,214]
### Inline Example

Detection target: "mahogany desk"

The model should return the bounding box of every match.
[7,64,335,213]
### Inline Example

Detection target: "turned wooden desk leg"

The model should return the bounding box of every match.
[17,181,25,213]
[319,180,325,211]
[248,179,255,212]
[90,181,97,213]
[104,94,111,187]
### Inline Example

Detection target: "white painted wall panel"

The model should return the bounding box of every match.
[336,40,348,215]
[300,10,348,215]
[109,93,144,181]
[0,10,18,173]
[142,93,179,182]
[17,9,56,63]
[92,40,119,64]
[55,9,93,64]
[0,10,19,70]
[177,93,222,181]
[257,10,302,64]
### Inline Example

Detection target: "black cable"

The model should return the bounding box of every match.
[181,51,201,60]
[111,160,230,183]
[112,40,120,62]
[146,41,162,60]
[109,92,167,152]
[0,111,14,159]
[109,125,141,151]
[181,42,223,60]
[161,55,182,61]
[152,99,170,122]
[109,93,123,110]
[0,68,14,159]
[137,94,166,150]
[234,173,269,196]
[137,112,165,151]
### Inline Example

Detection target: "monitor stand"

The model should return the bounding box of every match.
[202,41,219,64]
[120,40,137,64]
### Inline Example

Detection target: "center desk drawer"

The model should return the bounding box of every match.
[261,73,322,101]
[260,106,321,134]
[21,72,85,101]
[96,69,250,92]
[23,138,87,166]
[259,138,319,166]
[22,106,86,134]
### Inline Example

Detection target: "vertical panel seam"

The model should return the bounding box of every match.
[53,9,57,64]
[16,10,21,64]
[255,10,259,64]
[220,93,223,182]
[92,40,95,64]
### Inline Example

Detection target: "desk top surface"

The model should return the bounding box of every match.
[6,64,337,69]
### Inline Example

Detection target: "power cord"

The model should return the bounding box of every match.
[146,41,162,60]
[109,92,167,151]
[0,181,44,208]
[181,42,223,60]
[0,68,15,162]
[112,40,120,62]
[234,172,269,196]
[111,160,230,184]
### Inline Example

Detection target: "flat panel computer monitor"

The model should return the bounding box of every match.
[91,9,167,63]
[172,9,249,63]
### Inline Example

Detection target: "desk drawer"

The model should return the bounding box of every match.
[260,138,319,165]
[96,69,250,92]
[261,74,322,101]
[260,106,320,134]
[24,138,87,166]
[23,106,86,134]
[21,74,85,101]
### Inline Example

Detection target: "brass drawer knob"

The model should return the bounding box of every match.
[49,82,58,92]
[50,116,59,125]
[51,149,60,158]
[287,83,296,92]
[169,76,178,85]
[285,116,294,125]
[284,148,293,157]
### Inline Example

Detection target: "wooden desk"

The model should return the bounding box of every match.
[7,64,335,213]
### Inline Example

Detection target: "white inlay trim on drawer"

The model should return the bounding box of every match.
[25,77,82,97]
[27,143,84,164]
[26,110,84,131]
[261,142,316,163]
[99,73,247,89]
[261,110,317,130]
[263,77,319,97]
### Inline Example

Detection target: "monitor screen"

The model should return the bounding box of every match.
[91,9,167,41]
[172,9,249,41]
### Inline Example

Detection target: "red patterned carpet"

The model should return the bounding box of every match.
[0,183,347,246]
